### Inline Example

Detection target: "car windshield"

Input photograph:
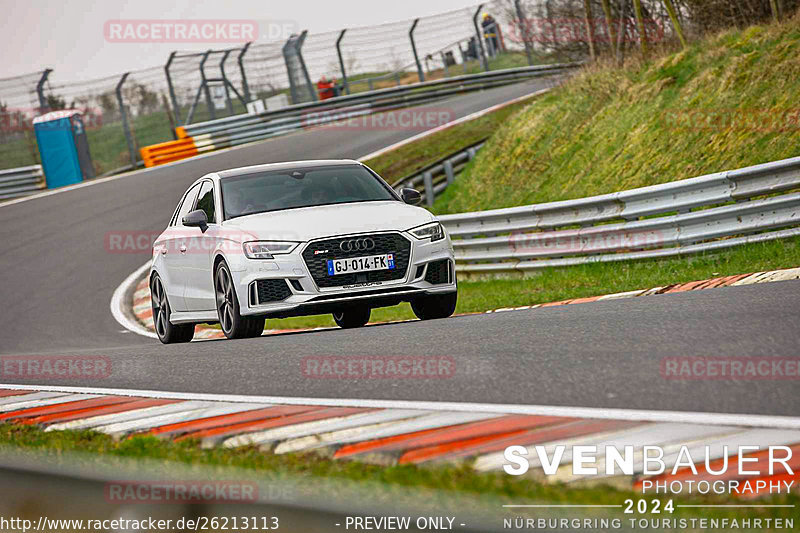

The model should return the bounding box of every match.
[220,165,397,220]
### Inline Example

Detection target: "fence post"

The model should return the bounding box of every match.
[472,5,489,71]
[164,52,182,126]
[336,29,350,95]
[36,69,52,113]
[237,42,252,103]
[297,31,318,102]
[440,52,449,77]
[282,37,300,104]
[443,159,455,184]
[514,0,534,65]
[409,19,425,83]
[423,171,434,206]
[219,50,234,116]
[199,50,216,121]
[115,72,137,169]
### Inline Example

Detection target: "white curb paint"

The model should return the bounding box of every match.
[224,409,430,449]
[0,393,99,413]
[4,383,800,430]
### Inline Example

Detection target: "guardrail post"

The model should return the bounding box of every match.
[409,19,425,83]
[199,50,216,121]
[514,0,534,66]
[115,72,137,169]
[36,68,52,113]
[164,52,182,125]
[467,147,477,160]
[219,50,235,116]
[443,160,455,185]
[238,42,252,103]
[336,29,350,95]
[423,171,434,207]
[472,5,489,71]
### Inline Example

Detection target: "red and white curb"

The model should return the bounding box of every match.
[129,267,800,340]
[0,385,798,498]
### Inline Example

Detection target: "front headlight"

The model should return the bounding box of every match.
[243,241,298,259]
[409,221,445,242]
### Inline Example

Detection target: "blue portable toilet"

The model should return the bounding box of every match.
[33,110,95,189]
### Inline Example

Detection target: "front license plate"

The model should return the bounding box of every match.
[327,254,395,276]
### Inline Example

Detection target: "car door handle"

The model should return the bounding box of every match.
[161,248,167,255]
[179,245,187,254]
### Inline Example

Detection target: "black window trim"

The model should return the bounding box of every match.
[170,182,202,227]
[194,179,218,225]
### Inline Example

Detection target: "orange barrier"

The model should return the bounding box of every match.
[140,137,198,167]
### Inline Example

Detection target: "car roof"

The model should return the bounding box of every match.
[215,159,362,179]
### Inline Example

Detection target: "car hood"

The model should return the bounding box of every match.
[222,200,435,242]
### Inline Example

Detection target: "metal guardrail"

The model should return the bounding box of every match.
[438,157,800,273]
[391,139,487,206]
[0,164,45,200]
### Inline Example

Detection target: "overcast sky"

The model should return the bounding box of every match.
[0,0,489,83]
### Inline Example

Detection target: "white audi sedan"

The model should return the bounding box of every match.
[150,160,457,343]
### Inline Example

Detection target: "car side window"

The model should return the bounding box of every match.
[173,183,201,227]
[195,181,216,224]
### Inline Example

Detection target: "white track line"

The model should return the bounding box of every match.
[357,88,551,161]
[2,383,797,430]
[110,261,156,339]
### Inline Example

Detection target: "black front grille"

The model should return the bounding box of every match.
[302,232,411,288]
[424,259,451,285]
[255,279,292,303]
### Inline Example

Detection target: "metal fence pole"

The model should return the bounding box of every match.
[440,52,449,77]
[296,31,318,102]
[115,73,137,169]
[472,5,489,71]
[237,42,252,103]
[282,37,300,104]
[199,50,216,120]
[36,69,52,113]
[219,50,234,116]
[164,52,182,125]
[409,19,425,83]
[336,29,350,95]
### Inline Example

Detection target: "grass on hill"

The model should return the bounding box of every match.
[433,13,800,214]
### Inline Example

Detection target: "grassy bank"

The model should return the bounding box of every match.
[433,14,800,214]
[1,423,795,523]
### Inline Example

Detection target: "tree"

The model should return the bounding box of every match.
[600,0,618,53]
[662,0,687,48]
[634,0,648,55]
[583,0,598,60]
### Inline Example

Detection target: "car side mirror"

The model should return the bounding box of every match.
[183,209,208,232]
[401,188,422,206]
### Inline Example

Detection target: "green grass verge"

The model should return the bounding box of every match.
[255,235,800,331]
[1,423,795,522]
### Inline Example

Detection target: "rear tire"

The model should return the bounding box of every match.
[411,291,457,320]
[215,261,262,339]
[150,274,195,344]
[332,306,371,329]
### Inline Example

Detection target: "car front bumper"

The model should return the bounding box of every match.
[228,231,456,318]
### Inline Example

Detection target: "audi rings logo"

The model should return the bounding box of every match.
[339,238,375,252]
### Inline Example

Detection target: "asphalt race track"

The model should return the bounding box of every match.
[1,78,798,418]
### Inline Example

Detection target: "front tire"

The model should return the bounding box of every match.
[411,291,457,320]
[215,261,263,339]
[332,306,371,329]
[150,274,195,344]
